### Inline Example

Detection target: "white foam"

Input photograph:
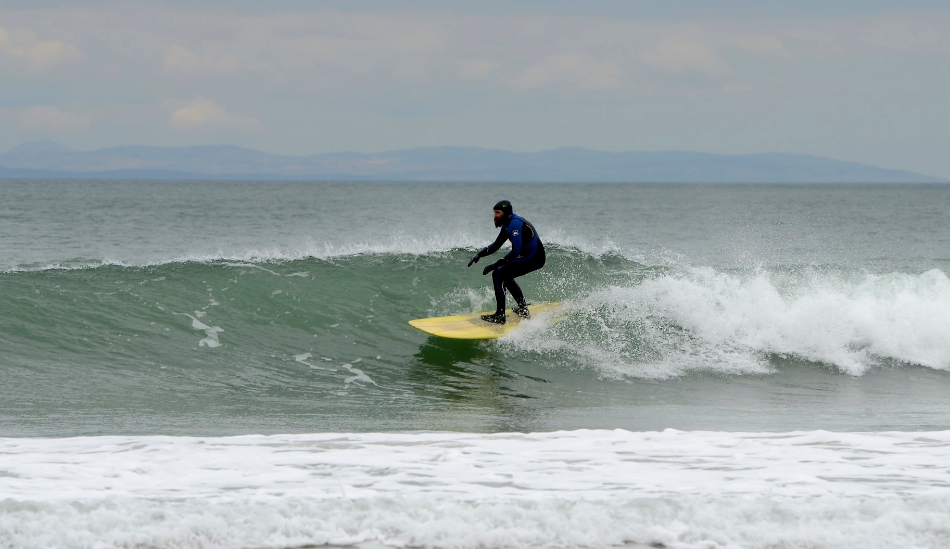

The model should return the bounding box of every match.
[342,362,376,385]
[1,430,948,549]
[180,313,224,348]
[295,352,332,371]
[510,267,950,377]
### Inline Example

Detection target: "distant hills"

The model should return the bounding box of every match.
[0,140,943,183]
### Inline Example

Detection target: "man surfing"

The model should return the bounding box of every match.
[467,200,546,324]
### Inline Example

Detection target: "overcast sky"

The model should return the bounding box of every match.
[1,0,948,177]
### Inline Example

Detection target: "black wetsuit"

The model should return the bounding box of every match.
[483,213,546,313]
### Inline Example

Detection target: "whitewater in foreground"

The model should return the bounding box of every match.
[3,430,950,549]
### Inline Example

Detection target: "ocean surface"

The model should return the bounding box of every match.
[1,180,949,548]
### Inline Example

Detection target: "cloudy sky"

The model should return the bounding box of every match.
[1,0,948,177]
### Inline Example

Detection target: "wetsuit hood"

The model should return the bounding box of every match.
[493,200,512,227]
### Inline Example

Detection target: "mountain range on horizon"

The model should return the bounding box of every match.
[0,139,943,183]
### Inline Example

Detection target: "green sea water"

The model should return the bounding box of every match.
[2,180,950,436]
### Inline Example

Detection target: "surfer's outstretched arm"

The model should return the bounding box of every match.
[486,227,508,254]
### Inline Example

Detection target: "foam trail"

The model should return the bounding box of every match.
[342,361,376,385]
[180,313,224,348]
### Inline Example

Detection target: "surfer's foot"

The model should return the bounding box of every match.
[512,304,531,319]
[480,312,506,324]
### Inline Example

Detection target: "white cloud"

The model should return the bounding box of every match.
[640,35,729,76]
[0,7,809,96]
[170,97,255,129]
[0,26,79,71]
[458,59,494,80]
[163,44,239,74]
[786,13,950,58]
[12,106,92,133]
[3,6,950,90]
[240,12,447,85]
[518,54,621,91]
[729,35,794,61]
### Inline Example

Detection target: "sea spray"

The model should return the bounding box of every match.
[503,261,950,377]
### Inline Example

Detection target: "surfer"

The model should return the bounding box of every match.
[467,200,546,324]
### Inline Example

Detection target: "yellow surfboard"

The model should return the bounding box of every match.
[408,302,561,340]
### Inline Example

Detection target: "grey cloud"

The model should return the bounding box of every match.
[1,3,948,177]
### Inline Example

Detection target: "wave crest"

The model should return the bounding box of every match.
[5,232,623,272]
